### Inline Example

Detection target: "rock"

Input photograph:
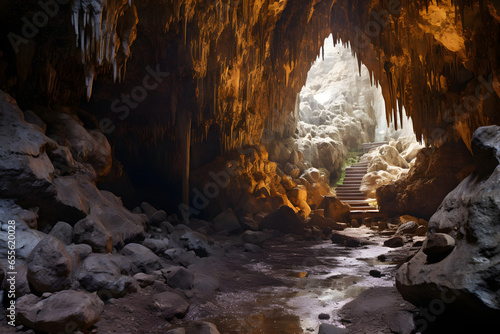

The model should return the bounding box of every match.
[0,221,46,262]
[49,221,73,245]
[284,163,301,178]
[369,269,382,278]
[27,236,72,293]
[23,110,47,132]
[213,208,241,233]
[166,329,186,334]
[331,233,360,248]
[133,273,156,288]
[66,243,92,267]
[153,291,190,320]
[288,186,307,206]
[121,243,162,274]
[148,210,168,226]
[260,206,306,234]
[242,230,270,245]
[141,202,158,218]
[17,290,104,333]
[243,243,263,253]
[396,221,418,235]
[164,248,185,260]
[1,261,31,298]
[76,253,136,298]
[163,266,194,290]
[53,177,147,245]
[318,323,348,334]
[180,231,212,257]
[0,95,57,218]
[350,219,360,228]
[73,216,113,253]
[384,236,404,248]
[193,273,220,298]
[281,175,296,191]
[319,196,350,223]
[396,126,500,327]
[142,238,169,254]
[339,287,417,334]
[377,142,474,220]
[422,233,455,261]
[318,313,330,320]
[309,212,346,230]
[413,225,428,236]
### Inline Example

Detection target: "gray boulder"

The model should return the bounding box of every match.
[73,215,113,253]
[396,221,418,235]
[396,126,500,324]
[121,243,162,274]
[27,236,72,293]
[76,253,135,298]
[163,266,194,290]
[17,290,104,333]
[49,221,73,245]
[153,291,190,320]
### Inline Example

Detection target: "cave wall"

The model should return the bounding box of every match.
[1,0,500,208]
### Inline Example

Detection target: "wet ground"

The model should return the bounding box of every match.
[184,227,414,333]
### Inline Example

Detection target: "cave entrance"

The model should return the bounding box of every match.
[269,34,421,210]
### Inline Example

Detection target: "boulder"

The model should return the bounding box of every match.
[49,221,73,245]
[141,202,158,218]
[319,196,350,223]
[148,210,168,226]
[17,290,104,333]
[260,206,306,234]
[213,208,241,233]
[142,238,169,254]
[121,243,162,274]
[309,212,346,230]
[0,201,46,260]
[284,163,300,178]
[396,221,418,235]
[153,291,190,320]
[377,141,474,220]
[76,253,136,298]
[163,266,194,290]
[396,126,500,327]
[384,236,404,248]
[27,236,72,293]
[73,215,113,253]
[54,177,147,247]
[180,231,212,257]
[133,273,156,288]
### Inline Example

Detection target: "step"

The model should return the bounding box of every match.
[336,191,364,196]
[338,195,367,199]
[336,187,361,191]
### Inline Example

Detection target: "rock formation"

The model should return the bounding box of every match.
[396,126,500,330]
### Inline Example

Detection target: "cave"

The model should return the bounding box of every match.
[1,0,500,333]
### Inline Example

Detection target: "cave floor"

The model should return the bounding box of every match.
[97,227,414,334]
[0,227,417,334]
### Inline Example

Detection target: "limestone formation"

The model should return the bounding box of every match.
[396,126,500,322]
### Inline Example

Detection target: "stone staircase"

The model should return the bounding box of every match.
[336,142,389,221]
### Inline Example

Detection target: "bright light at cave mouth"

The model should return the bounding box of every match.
[297,34,416,149]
